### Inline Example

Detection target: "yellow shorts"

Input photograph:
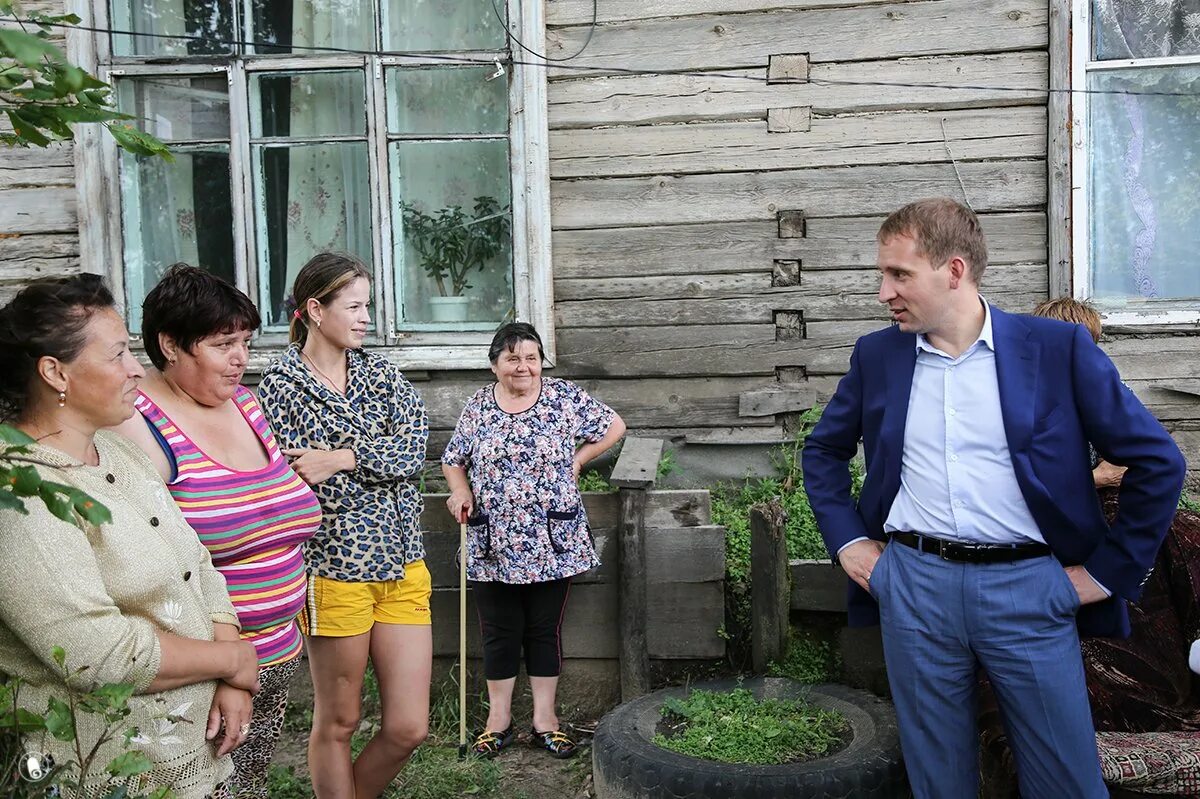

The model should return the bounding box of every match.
[300,560,432,637]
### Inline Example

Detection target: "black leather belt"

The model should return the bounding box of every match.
[890,532,1051,564]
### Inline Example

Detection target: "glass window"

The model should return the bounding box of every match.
[101,0,544,355]
[110,0,235,57]
[1073,1,1200,322]
[115,78,234,333]
[250,71,372,326]
[383,1,508,52]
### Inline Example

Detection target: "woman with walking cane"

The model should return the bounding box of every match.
[442,322,625,759]
[256,253,431,799]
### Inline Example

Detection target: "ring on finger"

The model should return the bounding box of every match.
[239,722,251,737]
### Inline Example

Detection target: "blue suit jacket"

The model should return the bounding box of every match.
[802,306,1187,637]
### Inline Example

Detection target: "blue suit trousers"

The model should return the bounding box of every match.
[871,541,1107,798]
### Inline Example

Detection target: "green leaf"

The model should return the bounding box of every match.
[106,124,174,162]
[0,488,29,514]
[106,750,153,778]
[0,28,64,67]
[44,695,75,741]
[51,646,66,667]
[38,484,74,522]
[9,464,42,494]
[0,424,36,446]
[53,105,127,124]
[5,109,51,146]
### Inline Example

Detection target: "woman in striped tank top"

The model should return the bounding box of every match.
[117,266,322,799]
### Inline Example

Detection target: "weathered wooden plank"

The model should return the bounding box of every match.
[547,0,904,25]
[556,286,1048,328]
[555,263,1045,303]
[549,106,1047,179]
[610,436,665,489]
[751,500,790,672]
[548,52,1048,127]
[740,385,817,417]
[0,231,79,261]
[0,188,77,234]
[1122,381,1200,423]
[552,212,1047,279]
[1047,0,1072,299]
[766,106,812,133]
[790,559,846,612]
[1104,338,1200,381]
[617,487,651,699]
[556,324,803,377]
[0,167,75,190]
[647,581,726,659]
[550,160,1047,229]
[545,0,1047,77]
[419,376,779,429]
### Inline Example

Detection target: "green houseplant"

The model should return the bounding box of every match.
[399,195,510,322]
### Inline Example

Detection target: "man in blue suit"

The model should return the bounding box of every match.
[802,198,1186,798]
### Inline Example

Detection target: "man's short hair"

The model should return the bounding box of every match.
[1032,297,1102,344]
[877,198,988,283]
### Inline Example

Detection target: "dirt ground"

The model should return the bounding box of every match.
[276,664,597,799]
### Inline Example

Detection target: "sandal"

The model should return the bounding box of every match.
[530,728,578,759]
[472,724,514,758]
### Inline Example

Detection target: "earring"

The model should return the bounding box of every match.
[316,319,321,329]
[57,391,66,408]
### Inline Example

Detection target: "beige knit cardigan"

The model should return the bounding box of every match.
[0,431,238,798]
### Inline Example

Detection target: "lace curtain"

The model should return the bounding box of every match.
[1088,1,1200,304]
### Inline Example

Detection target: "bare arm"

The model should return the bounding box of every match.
[442,463,473,523]
[573,413,627,478]
[149,631,258,694]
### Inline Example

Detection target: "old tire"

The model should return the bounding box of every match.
[592,677,908,799]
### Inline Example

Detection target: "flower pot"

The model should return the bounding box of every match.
[428,295,471,323]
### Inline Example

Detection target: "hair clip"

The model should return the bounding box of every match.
[293,308,303,321]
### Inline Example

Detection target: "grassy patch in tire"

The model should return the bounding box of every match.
[593,677,908,799]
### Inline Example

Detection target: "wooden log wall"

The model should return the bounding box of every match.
[0,0,1197,482]
[421,490,725,661]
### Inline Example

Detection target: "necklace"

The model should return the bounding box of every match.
[301,351,346,395]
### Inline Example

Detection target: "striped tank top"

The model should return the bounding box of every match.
[134,387,322,667]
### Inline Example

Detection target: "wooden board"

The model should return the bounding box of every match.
[544,0,1047,77]
[0,188,77,235]
[549,106,1046,179]
[610,436,665,488]
[550,160,1047,229]
[429,580,723,659]
[547,0,906,26]
[551,212,1047,278]
[548,52,1048,127]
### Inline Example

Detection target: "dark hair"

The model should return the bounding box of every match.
[142,264,261,370]
[0,274,115,421]
[289,253,372,346]
[488,322,545,364]
[877,197,989,283]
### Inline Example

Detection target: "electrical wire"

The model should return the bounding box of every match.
[4,15,1199,97]
[489,0,597,62]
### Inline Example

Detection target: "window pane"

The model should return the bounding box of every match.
[1087,66,1200,305]
[109,0,234,57]
[386,67,508,135]
[120,148,235,333]
[383,0,507,51]
[117,77,230,142]
[391,140,513,328]
[1092,0,1200,60]
[250,71,367,138]
[254,142,374,326]
[249,0,375,54]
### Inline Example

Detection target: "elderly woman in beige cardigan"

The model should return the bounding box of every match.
[0,276,260,799]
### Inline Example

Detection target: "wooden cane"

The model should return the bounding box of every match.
[458,512,468,760]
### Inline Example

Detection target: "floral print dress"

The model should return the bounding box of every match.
[442,377,616,584]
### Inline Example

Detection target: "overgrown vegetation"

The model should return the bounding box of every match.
[767,634,841,685]
[1,649,170,798]
[652,686,848,765]
[271,666,501,799]
[0,1,170,158]
[577,446,678,494]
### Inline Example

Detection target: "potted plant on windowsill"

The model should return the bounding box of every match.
[400,195,511,323]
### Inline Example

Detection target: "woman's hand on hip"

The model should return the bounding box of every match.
[283,448,354,485]
[208,681,253,756]
[447,488,474,523]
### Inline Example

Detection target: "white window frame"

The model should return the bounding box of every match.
[68,0,555,368]
[1069,0,1200,326]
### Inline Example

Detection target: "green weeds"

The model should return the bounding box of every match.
[652,687,848,765]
